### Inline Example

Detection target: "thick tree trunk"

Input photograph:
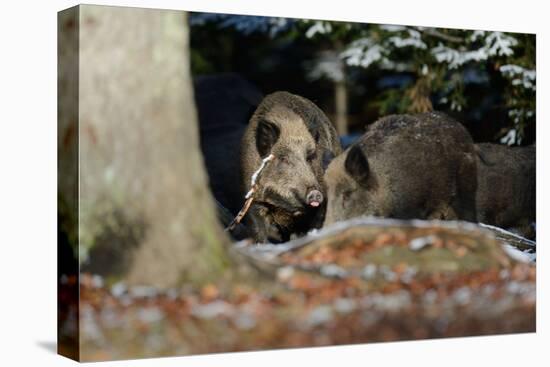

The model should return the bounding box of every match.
[77,5,231,288]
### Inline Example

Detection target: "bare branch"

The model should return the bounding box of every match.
[420,28,464,43]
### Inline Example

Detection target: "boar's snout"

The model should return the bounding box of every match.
[306,189,324,207]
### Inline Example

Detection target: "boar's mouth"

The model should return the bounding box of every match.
[257,200,306,217]
[259,188,313,214]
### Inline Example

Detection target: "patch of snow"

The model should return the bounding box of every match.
[470,30,486,42]
[137,307,164,323]
[362,264,377,280]
[130,285,158,298]
[364,291,411,311]
[432,32,518,70]
[485,32,517,57]
[307,305,333,326]
[479,223,536,248]
[81,305,104,343]
[503,244,536,263]
[432,45,488,69]
[334,298,357,314]
[450,99,463,112]
[305,21,332,38]
[166,288,179,300]
[111,282,127,298]
[91,274,103,288]
[191,300,234,319]
[388,36,427,49]
[276,266,295,282]
[320,264,348,278]
[421,64,429,76]
[506,281,535,296]
[234,312,257,330]
[500,128,519,146]
[453,287,472,305]
[341,38,384,68]
[499,269,510,280]
[379,265,398,282]
[423,289,438,305]
[409,235,437,251]
[500,64,536,91]
[400,266,418,284]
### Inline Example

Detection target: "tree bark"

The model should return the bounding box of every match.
[333,40,348,136]
[78,5,231,288]
[334,78,348,136]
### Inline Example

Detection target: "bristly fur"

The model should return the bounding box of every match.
[241,91,342,243]
[324,111,478,226]
[475,143,535,238]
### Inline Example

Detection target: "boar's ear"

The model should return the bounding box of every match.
[256,119,280,157]
[345,145,369,185]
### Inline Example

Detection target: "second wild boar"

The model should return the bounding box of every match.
[475,143,536,238]
[323,112,478,226]
[240,91,342,243]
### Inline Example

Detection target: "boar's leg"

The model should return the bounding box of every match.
[246,205,270,243]
[246,204,288,243]
[427,204,458,221]
[512,222,536,240]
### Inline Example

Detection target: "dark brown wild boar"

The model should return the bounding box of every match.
[241,91,342,243]
[476,143,535,239]
[323,112,478,226]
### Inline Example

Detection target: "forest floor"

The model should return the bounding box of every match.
[63,219,536,361]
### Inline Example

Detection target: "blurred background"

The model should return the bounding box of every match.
[190,13,535,145]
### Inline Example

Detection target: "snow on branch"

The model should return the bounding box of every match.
[500,64,536,91]
[341,38,384,68]
[432,32,518,69]
[305,21,333,38]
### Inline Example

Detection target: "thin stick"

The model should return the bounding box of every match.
[226,192,255,231]
[225,154,274,232]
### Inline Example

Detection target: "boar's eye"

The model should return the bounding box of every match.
[306,149,317,162]
[256,119,280,157]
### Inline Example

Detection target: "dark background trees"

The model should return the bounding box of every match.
[190,14,535,145]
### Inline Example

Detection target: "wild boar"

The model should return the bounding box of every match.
[475,143,535,238]
[241,91,342,243]
[323,112,478,226]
